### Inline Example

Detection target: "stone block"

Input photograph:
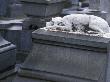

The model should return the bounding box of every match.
[20,0,66,4]
[68,0,79,5]
[20,0,65,17]
[16,29,110,82]
[0,0,9,17]
[89,0,100,10]
[0,35,16,72]
[0,19,32,52]
[62,9,107,20]
[9,4,25,18]
[3,30,32,52]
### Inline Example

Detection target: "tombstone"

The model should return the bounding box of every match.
[2,28,109,82]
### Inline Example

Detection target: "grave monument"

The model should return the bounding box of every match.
[1,14,110,82]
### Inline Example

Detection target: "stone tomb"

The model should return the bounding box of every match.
[20,0,65,17]
[4,28,108,82]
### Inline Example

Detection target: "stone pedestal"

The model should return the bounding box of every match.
[9,4,25,18]
[20,0,65,17]
[4,29,109,82]
[0,19,32,63]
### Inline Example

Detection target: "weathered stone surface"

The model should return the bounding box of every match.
[3,30,32,52]
[0,35,16,72]
[9,4,25,18]
[62,9,107,20]
[20,0,65,17]
[68,0,79,5]
[20,0,65,4]
[14,29,110,82]
[99,0,110,25]
[0,0,9,17]
[0,19,32,52]
[89,0,100,10]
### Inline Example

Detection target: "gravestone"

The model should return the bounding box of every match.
[3,28,109,82]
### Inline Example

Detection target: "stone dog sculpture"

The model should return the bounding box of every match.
[43,14,110,37]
